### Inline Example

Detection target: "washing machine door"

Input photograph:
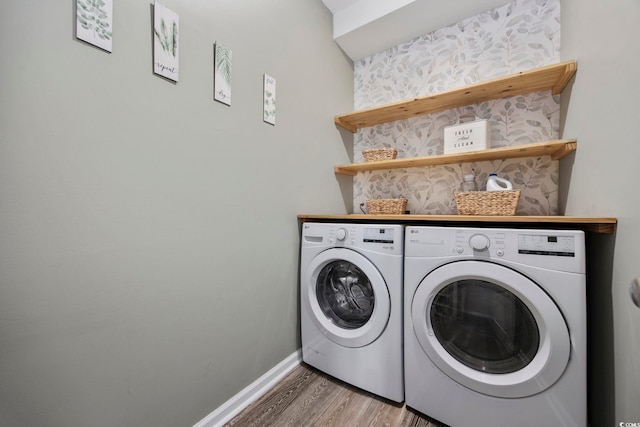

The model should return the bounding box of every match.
[303,248,391,348]
[411,260,570,398]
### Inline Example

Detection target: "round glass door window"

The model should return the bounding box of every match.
[316,260,375,329]
[430,279,539,374]
[303,248,391,348]
[411,260,570,398]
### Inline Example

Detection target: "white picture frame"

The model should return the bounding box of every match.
[76,0,114,52]
[263,74,276,125]
[214,43,232,105]
[153,2,179,82]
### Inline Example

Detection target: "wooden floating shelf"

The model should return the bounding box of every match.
[335,60,577,132]
[297,214,617,234]
[334,139,577,176]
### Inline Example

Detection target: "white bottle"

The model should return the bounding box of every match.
[461,174,476,192]
[486,173,513,191]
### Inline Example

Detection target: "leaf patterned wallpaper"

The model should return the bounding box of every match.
[352,0,562,215]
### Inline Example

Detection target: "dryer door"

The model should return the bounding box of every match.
[411,260,570,398]
[303,248,391,348]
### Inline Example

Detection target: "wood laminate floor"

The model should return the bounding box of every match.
[225,363,448,427]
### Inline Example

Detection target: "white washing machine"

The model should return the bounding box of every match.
[404,226,586,427]
[300,222,404,402]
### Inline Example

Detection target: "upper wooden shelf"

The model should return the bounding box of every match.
[334,139,576,175]
[335,60,577,132]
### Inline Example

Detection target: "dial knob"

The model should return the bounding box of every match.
[335,228,347,241]
[469,234,490,251]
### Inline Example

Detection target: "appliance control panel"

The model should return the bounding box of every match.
[453,230,576,257]
[302,223,403,255]
[329,225,402,254]
[362,227,396,244]
[455,230,506,256]
[517,234,576,257]
[405,226,585,273]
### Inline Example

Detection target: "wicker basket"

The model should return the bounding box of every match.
[362,148,397,162]
[454,190,521,216]
[366,198,408,215]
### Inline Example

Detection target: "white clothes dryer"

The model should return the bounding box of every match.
[300,222,404,402]
[404,226,586,427]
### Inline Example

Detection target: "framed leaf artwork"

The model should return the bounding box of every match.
[214,43,232,105]
[76,0,113,52]
[153,2,179,82]
[263,74,276,125]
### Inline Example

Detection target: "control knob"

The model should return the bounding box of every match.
[469,234,490,251]
[335,228,347,241]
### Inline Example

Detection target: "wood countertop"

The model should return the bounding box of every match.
[297,214,617,234]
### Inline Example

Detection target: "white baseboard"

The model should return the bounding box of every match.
[193,349,302,427]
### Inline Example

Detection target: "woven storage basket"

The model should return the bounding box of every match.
[362,148,397,162]
[454,190,520,216]
[366,198,408,215]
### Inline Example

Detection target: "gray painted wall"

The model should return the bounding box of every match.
[0,1,353,426]
[3,0,640,426]
[561,0,640,425]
